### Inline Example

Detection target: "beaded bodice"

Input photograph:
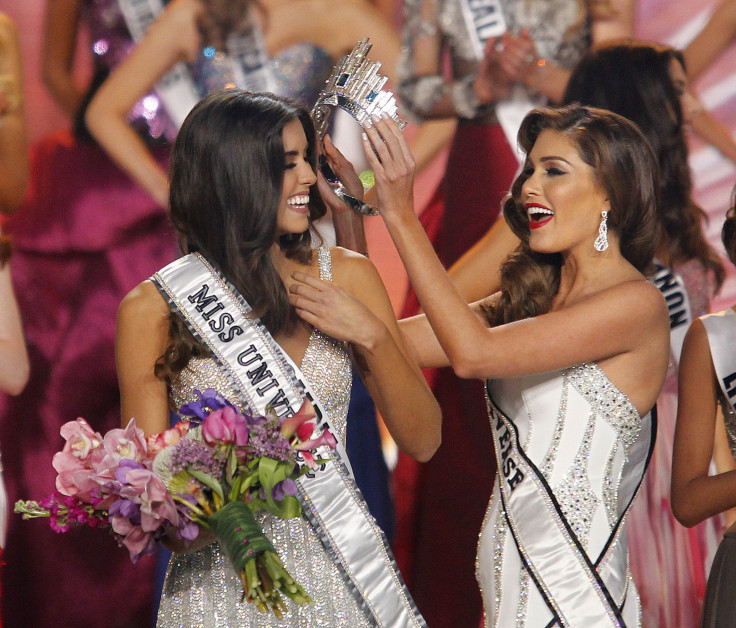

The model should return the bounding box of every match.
[487,363,643,549]
[169,248,352,442]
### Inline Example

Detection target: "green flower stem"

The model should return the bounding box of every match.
[207,501,313,616]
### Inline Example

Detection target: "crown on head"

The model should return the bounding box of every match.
[312,37,406,138]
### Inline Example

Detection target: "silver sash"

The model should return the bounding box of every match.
[652,262,693,367]
[152,253,425,627]
[702,309,736,415]
[117,0,276,129]
[486,385,653,626]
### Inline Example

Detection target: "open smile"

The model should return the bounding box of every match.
[526,203,554,230]
[287,194,310,214]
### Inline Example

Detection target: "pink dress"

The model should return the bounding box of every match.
[627,258,720,627]
[0,2,176,625]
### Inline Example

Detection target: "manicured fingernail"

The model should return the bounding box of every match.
[362,132,368,141]
[371,114,381,123]
[381,112,391,119]
[364,118,373,129]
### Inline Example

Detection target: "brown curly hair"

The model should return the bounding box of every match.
[488,105,660,326]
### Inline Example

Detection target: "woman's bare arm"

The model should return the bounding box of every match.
[685,0,736,81]
[0,255,29,396]
[0,14,28,214]
[42,0,85,117]
[86,0,203,206]
[290,248,442,462]
[672,318,736,527]
[116,281,171,435]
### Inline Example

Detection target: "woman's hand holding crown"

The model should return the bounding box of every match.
[361,114,416,223]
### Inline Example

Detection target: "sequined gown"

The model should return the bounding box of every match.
[394,2,592,626]
[158,249,373,627]
[478,364,647,626]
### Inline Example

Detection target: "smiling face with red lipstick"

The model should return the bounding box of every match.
[522,128,610,257]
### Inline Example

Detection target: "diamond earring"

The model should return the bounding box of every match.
[594,211,609,252]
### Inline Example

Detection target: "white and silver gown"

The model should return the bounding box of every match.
[477,364,653,627]
[157,251,372,627]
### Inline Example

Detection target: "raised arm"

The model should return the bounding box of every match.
[0,238,29,396]
[42,0,85,117]
[289,248,441,462]
[85,0,203,206]
[671,318,736,527]
[0,14,28,215]
[116,281,171,435]
[362,116,667,411]
[684,0,736,82]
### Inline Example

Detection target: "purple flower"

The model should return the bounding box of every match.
[271,479,298,501]
[169,439,225,477]
[178,389,236,421]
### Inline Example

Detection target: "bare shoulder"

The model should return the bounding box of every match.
[329,246,380,281]
[604,278,668,322]
[118,280,169,327]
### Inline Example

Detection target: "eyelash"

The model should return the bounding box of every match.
[523,166,566,177]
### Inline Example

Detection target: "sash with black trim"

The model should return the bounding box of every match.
[152,253,425,627]
[117,0,276,129]
[702,309,736,414]
[652,262,692,367]
[486,381,654,626]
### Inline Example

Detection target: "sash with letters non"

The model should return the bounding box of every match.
[652,262,692,367]
[152,253,425,628]
[486,383,654,626]
[702,309,736,414]
[117,0,276,130]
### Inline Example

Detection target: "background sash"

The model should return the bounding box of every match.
[702,309,736,414]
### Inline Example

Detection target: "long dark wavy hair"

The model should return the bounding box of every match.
[563,40,725,289]
[490,105,660,325]
[157,90,325,379]
[722,193,736,266]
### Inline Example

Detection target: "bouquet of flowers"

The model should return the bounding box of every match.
[15,388,337,617]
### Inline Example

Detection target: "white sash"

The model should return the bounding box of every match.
[652,262,692,367]
[458,0,541,163]
[486,385,652,626]
[117,0,276,130]
[702,309,736,415]
[152,253,425,627]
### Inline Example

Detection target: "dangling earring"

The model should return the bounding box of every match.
[594,210,609,252]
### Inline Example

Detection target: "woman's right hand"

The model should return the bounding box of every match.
[361,114,416,223]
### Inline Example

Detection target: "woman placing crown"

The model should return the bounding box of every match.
[294,105,670,626]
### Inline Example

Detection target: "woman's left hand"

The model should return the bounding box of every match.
[361,114,416,222]
[289,270,385,349]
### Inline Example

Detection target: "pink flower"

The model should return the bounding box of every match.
[294,428,337,453]
[96,420,150,480]
[148,421,190,455]
[119,468,179,530]
[280,401,316,441]
[201,406,249,447]
[59,419,104,462]
[295,428,338,470]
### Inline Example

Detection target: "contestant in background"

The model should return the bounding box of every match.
[0,1,178,625]
[120,89,440,626]
[563,41,726,627]
[0,13,30,623]
[304,104,670,626]
[392,1,634,624]
[672,204,736,628]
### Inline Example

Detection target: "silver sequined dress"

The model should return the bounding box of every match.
[157,248,371,627]
[477,364,646,626]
